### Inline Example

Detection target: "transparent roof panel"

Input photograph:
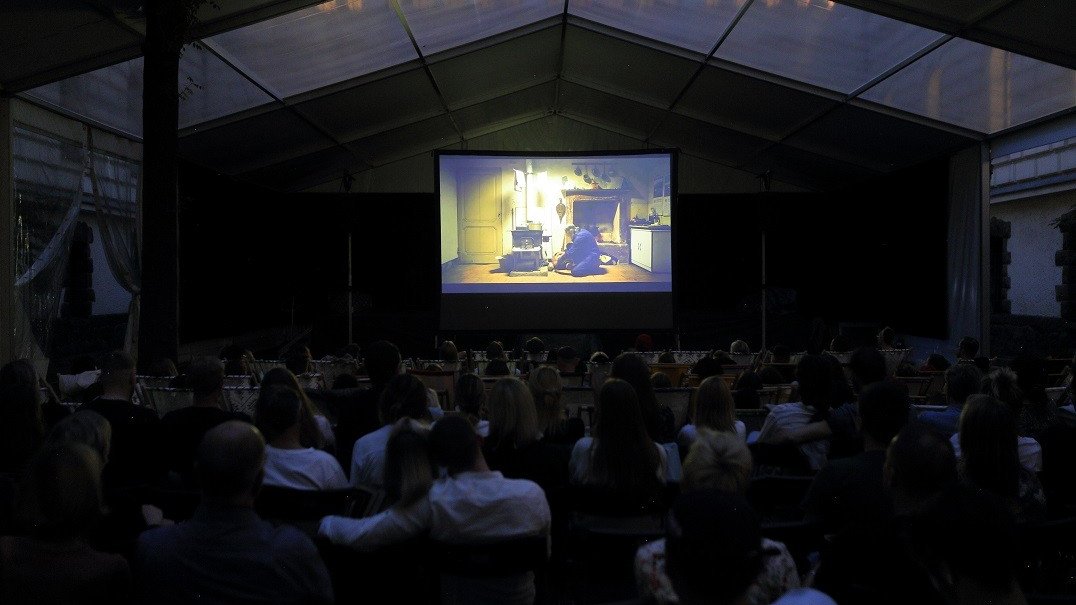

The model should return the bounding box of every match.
[568,0,740,55]
[207,0,418,99]
[400,0,561,57]
[861,37,1076,134]
[23,58,144,138]
[715,0,945,94]
[178,43,275,129]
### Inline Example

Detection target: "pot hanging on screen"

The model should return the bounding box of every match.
[556,199,566,223]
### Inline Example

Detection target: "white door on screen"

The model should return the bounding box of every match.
[457,169,502,264]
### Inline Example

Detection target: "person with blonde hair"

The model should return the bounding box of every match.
[382,419,434,509]
[2,443,131,604]
[635,429,799,605]
[528,366,583,445]
[678,376,746,452]
[485,377,570,493]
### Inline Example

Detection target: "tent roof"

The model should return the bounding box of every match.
[5,0,1074,191]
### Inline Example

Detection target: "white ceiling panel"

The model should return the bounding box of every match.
[861,37,1076,134]
[208,0,418,98]
[716,0,945,94]
[568,0,740,54]
[400,0,562,56]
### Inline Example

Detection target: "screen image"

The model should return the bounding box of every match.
[439,152,673,295]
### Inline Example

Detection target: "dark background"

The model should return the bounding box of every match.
[177,156,948,357]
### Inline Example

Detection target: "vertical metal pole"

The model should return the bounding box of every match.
[347,232,353,345]
[0,99,12,367]
[979,143,991,357]
[761,228,767,353]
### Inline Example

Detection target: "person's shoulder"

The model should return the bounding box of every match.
[136,522,182,554]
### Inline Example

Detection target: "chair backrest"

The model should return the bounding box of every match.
[250,360,286,381]
[895,376,932,397]
[728,352,760,368]
[562,387,596,421]
[140,387,193,417]
[310,359,360,388]
[649,363,693,388]
[881,349,911,376]
[222,374,252,388]
[221,386,259,417]
[137,375,173,389]
[655,388,694,428]
[409,369,457,408]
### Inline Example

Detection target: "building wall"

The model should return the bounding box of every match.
[991,189,1076,317]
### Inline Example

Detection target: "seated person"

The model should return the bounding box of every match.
[757,355,833,471]
[552,225,601,277]
[350,374,432,489]
[257,387,347,491]
[135,422,333,604]
[919,364,982,436]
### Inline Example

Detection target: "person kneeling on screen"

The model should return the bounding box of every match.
[552,225,603,277]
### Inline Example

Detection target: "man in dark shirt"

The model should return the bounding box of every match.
[135,421,333,604]
[160,357,249,487]
[81,351,162,490]
[802,380,910,532]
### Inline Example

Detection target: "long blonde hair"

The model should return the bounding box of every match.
[383,419,434,508]
[487,378,539,450]
[528,366,564,435]
[689,376,736,433]
[683,428,752,494]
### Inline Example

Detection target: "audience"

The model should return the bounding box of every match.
[1009,353,1057,439]
[528,366,583,445]
[650,371,673,389]
[1,443,131,604]
[260,367,333,452]
[918,363,981,436]
[437,340,460,371]
[733,371,764,409]
[81,351,163,490]
[256,386,347,491]
[555,346,582,375]
[454,372,489,436]
[729,340,751,355]
[160,357,249,487]
[351,373,431,489]
[135,421,332,604]
[956,336,980,362]
[381,419,434,509]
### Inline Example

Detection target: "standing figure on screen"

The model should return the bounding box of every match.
[552,225,602,277]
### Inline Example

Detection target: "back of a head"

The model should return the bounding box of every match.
[260,367,302,393]
[944,363,982,406]
[665,489,767,605]
[284,346,312,376]
[981,367,1023,415]
[455,373,486,417]
[795,354,831,413]
[438,340,458,364]
[187,357,225,400]
[828,334,851,353]
[909,484,1020,598]
[959,394,1019,500]
[589,351,610,364]
[593,378,660,492]
[363,340,402,386]
[925,353,951,372]
[379,373,431,425]
[611,352,661,441]
[429,415,479,475]
[524,337,546,356]
[682,429,752,494]
[858,381,910,446]
[650,372,673,389]
[692,376,735,433]
[556,345,579,367]
[848,347,887,390]
[885,422,957,509]
[46,410,112,464]
[255,386,302,442]
[634,333,654,352]
[527,365,562,410]
[957,336,980,359]
[729,340,750,355]
[384,420,433,507]
[100,350,136,387]
[691,356,722,379]
[657,351,677,364]
[771,344,791,364]
[19,443,104,540]
[488,377,538,449]
[197,421,265,501]
[878,326,896,348]
[486,340,506,361]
